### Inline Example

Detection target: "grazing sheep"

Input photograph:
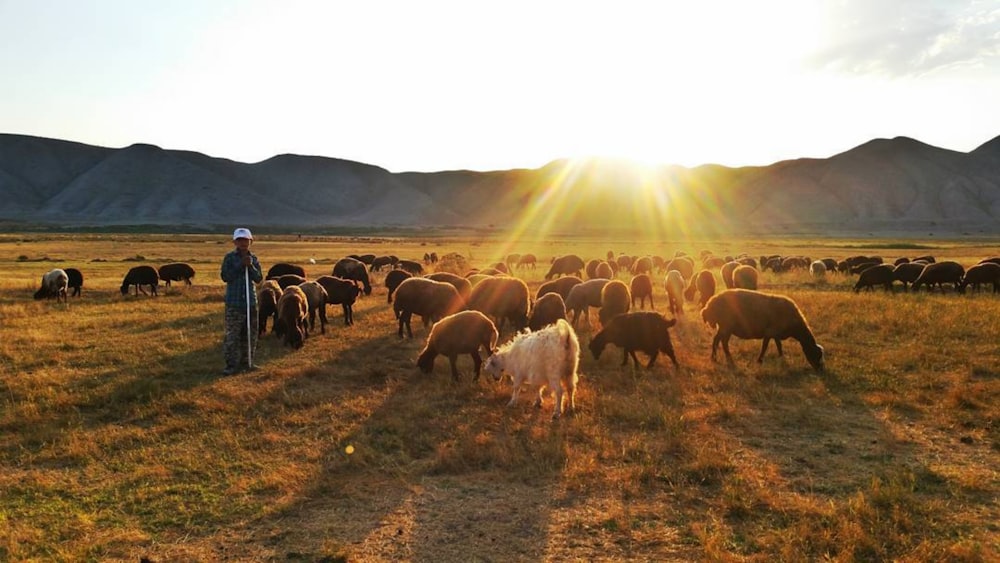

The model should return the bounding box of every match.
[267,263,306,279]
[701,289,824,371]
[720,261,739,289]
[467,276,530,333]
[371,255,398,272]
[478,267,506,276]
[912,255,936,264]
[466,273,495,287]
[516,253,538,269]
[258,280,281,336]
[297,281,329,335]
[64,267,83,297]
[732,265,759,290]
[853,264,895,293]
[809,260,827,279]
[384,269,413,303]
[482,318,580,420]
[120,265,159,296]
[392,277,464,338]
[544,254,586,280]
[978,257,1000,266]
[665,257,695,280]
[316,275,362,326]
[505,253,521,271]
[631,256,653,276]
[397,259,425,275]
[425,272,473,305]
[911,261,965,292]
[491,262,510,274]
[333,257,372,295]
[589,311,679,369]
[629,273,654,310]
[892,262,926,291]
[275,273,307,289]
[819,258,838,272]
[781,256,811,271]
[565,278,611,327]
[616,254,634,273]
[585,259,601,279]
[416,310,499,381]
[33,268,69,303]
[528,292,568,331]
[683,269,716,308]
[157,262,196,286]
[536,275,583,302]
[958,262,1000,294]
[276,285,309,349]
[598,279,631,326]
[595,261,615,280]
[351,254,377,266]
[664,270,685,316]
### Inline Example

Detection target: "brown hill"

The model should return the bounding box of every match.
[1,133,998,234]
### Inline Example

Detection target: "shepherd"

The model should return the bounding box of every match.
[220,227,264,375]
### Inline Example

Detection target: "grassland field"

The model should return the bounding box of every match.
[0,232,997,562]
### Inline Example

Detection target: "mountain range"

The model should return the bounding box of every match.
[1,132,998,235]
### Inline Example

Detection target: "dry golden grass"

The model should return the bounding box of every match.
[0,233,997,561]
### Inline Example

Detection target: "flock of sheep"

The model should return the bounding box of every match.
[30,248,1000,420]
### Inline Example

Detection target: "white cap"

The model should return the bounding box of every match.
[232,227,253,240]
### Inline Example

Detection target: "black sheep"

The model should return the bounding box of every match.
[120,265,159,296]
[267,263,306,279]
[65,267,84,297]
[316,275,362,326]
[589,311,679,369]
[158,262,196,286]
[333,257,372,295]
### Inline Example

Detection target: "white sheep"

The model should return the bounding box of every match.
[33,268,69,303]
[481,319,580,420]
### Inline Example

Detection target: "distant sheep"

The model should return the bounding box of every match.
[392,277,464,338]
[536,275,583,302]
[565,278,611,327]
[809,260,827,279]
[631,256,653,276]
[371,255,398,272]
[585,259,601,279]
[701,289,824,371]
[267,263,306,280]
[505,253,521,271]
[664,270,685,316]
[482,318,580,420]
[731,265,758,290]
[120,265,159,296]
[528,292,567,331]
[589,311,679,369]
[516,254,537,269]
[665,257,694,280]
[384,269,413,303]
[276,285,309,349]
[333,257,372,295]
[683,269,716,308]
[158,262,196,286]
[316,275,362,326]
[33,268,69,303]
[425,272,473,305]
[544,254,585,280]
[911,261,965,292]
[397,259,425,275]
[853,264,895,293]
[64,267,83,297]
[595,261,614,280]
[297,281,329,335]
[467,276,530,333]
[629,273,654,310]
[416,310,499,381]
[958,262,1000,294]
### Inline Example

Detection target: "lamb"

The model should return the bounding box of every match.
[297,281,329,334]
[683,269,716,308]
[416,310,499,381]
[33,268,69,303]
[544,254,586,280]
[467,276,530,333]
[588,311,679,369]
[911,261,965,292]
[425,272,472,305]
[315,275,362,326]
[257,280,281,336]
[598,279,631,326]
[333,257,372,295]
[392,277,464,338]
[664,270,685,316]
[64,267,83,297]
[732,264,758,290]
[535,275,583,302]
[892,262,925,291]
[384,269,412,303]
[853,264,895,292]
[565,278,611,327]
[157,262,196,286]
[629,273,654,310]
[701,289,824,371]
[481,318,580,420]
[267,263,306,279]
[276,285,309,349]
[528,292,568,331]
[120,265,159,296]
[958,262,1000,294]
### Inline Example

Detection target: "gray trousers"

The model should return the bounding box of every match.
[224,305,259,370]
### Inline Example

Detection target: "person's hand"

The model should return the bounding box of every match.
[241,254,253,267]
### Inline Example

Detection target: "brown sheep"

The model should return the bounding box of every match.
[266,263,306,280]
[589,311,679,369]
[892,262,925,291]
[276,285,309,349]
[958,262,1000,294]
[664,270,685,316]
[505,253,521,271]
[631,256,653,276]
[257,280,282,336]
[416,310,499,381]
[666,256,695,279]
[544,254,586,280]
[384,269,412,303]
[467,276,530,333]
[853,264,895,293]
[565,278,611,327]
[297,281,329,335]
[392,277,464,338]
[333,257,372,295]
[912,261,965,292]
[598,279,631,326]
[684,269,716,308]
[629,273,654,309]
[275,274,307,289]
[535,275,583,302]
[528,292,568,331]
[701,289,824,371]
[732,265,759,290]
[595,261,615,279]
[516,253,537,269]
[425,272,473,306]
[720,261,739,289]
[585,259,601,279]
[316,275,362,326]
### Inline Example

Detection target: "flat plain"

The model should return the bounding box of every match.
[1,232,998,562]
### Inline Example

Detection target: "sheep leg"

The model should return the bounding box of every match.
[629,350,642,368]
[319,305,327,334]
[535,383,545,409]
[471,351,483,381]
[720,335,736,367]
[342,303,352,326]
[621,348,630,366]
[448,355,460,381]
[757,338,770,363]
[774,339,784,357]
[711,333,721,362]
[551,386,563,420]
[646,351,658,369]
[508,374,522,407]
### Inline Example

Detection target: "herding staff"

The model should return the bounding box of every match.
[245,263,253,369]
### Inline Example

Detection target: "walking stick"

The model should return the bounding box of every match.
[245,265,253,369]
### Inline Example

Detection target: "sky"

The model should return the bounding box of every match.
[1,0,998,172]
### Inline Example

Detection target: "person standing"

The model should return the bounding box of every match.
[221,227,263,375]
